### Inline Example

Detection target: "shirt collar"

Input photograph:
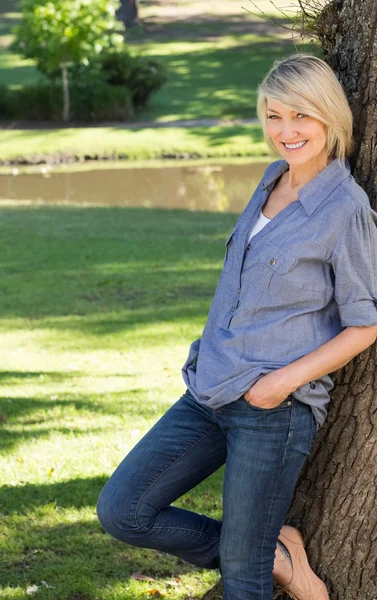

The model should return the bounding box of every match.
[261,158,351,217]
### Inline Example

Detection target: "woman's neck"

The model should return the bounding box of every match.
[284,154,331,191]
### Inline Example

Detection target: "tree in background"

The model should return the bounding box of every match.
[12,0,125,121]
[203,1,377,599]
[117,0,138,28]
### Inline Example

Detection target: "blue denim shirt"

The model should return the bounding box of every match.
[182,158,377,430]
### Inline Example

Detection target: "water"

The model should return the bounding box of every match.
[0,160,270,213]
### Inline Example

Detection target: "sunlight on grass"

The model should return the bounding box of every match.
[0,124,270,162]
[139,0,302,19]
[136,34,273,56]
[0,204,231,598]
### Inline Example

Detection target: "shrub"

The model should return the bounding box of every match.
[0,85,16,120]
[1,82,133,122]
[50,48,167,111]
[93,49,168,109]
[0,48,166,122]
[10,84,62,120]
[70,81,133,121]
[128,56,168,109]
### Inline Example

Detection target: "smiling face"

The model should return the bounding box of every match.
[265,98,328,167]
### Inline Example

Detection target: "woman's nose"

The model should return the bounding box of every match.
[280,121,299,140]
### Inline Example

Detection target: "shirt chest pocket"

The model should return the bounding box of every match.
[257,242,333,302]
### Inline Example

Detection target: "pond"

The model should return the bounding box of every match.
[0,159,270,213]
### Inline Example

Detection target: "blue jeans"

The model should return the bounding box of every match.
[96,389,317,599]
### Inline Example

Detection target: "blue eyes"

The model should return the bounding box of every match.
[267,114,307,119]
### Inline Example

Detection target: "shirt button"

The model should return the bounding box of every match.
[231,306,235,312]
[247,244,251,251]
[237,288,241,294]
[310,382,316,389]
[269,258,276,265]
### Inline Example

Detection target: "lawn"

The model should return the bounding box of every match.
[0,123,269,164]
[0,3,317,595]
[0,203,242,599]
[0,0,321,163]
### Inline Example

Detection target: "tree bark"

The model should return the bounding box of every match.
[285,3,377,599]
[202,2,377,599]
[116,0,138,28]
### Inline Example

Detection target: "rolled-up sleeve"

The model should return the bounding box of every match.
[330,205,377,327]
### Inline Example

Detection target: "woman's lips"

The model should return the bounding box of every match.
[281,140,308,152]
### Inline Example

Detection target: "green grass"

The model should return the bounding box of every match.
[0,124,269,163]
[0,204,240,599]
[0,0,321,163]
[128,37,316,123]
[0,0,42,86]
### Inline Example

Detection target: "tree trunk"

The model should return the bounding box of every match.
[285,3,377,599]
[117,0,138,28]
[61,62,70,123]
[202,2,377,599]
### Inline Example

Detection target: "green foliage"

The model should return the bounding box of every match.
[0,84,14,119]
[7,1,166,121]
[11,0,125,75]
[71,79,134,121]
[69,48,168,109]
[99,49,168,108]
[8,83,61,120]
[98,47,136,85]
[0,48,166,121]
[0,81,133,121]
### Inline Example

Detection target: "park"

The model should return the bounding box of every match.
[0,1,377,600]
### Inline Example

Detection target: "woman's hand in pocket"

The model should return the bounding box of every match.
[244,370,294,409]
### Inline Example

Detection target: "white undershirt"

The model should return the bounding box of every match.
[248,208,271,242]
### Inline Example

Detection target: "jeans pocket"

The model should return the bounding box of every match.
[241,394,293,412]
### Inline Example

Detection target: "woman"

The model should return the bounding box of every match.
[96,54,377,600]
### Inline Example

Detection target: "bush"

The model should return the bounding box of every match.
[71,81,133,121]
[10,84,63,120]
[50,49,168,111]
[0,85,16,119]
[128,56,168,109]
[1,82,133,122]
[98,49,168,109]
[0,48,166,122]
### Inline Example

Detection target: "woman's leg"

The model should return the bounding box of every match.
[215,395,317,600]
[96,389,227,569]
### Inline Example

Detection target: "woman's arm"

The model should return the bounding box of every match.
[281,325,377,392]
[244,326,377,408]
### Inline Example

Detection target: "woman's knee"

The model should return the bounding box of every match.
[96,482,137,539]
[96,479,156,545]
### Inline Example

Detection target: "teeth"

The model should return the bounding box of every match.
[284,140,307,149]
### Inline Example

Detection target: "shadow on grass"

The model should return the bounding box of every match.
[0,475,110,513]
[1,517,220,596]
[0,59,41,87]
[1,470,224,596]
[0,205,236,326]
[0,391,175,453]
[0,468,223,515]
[126,39,320,121]
[186,124,265,148]
[128,12,297,43]
[0,370,71,381]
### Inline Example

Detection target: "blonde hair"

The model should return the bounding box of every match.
[257,53,353,162]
